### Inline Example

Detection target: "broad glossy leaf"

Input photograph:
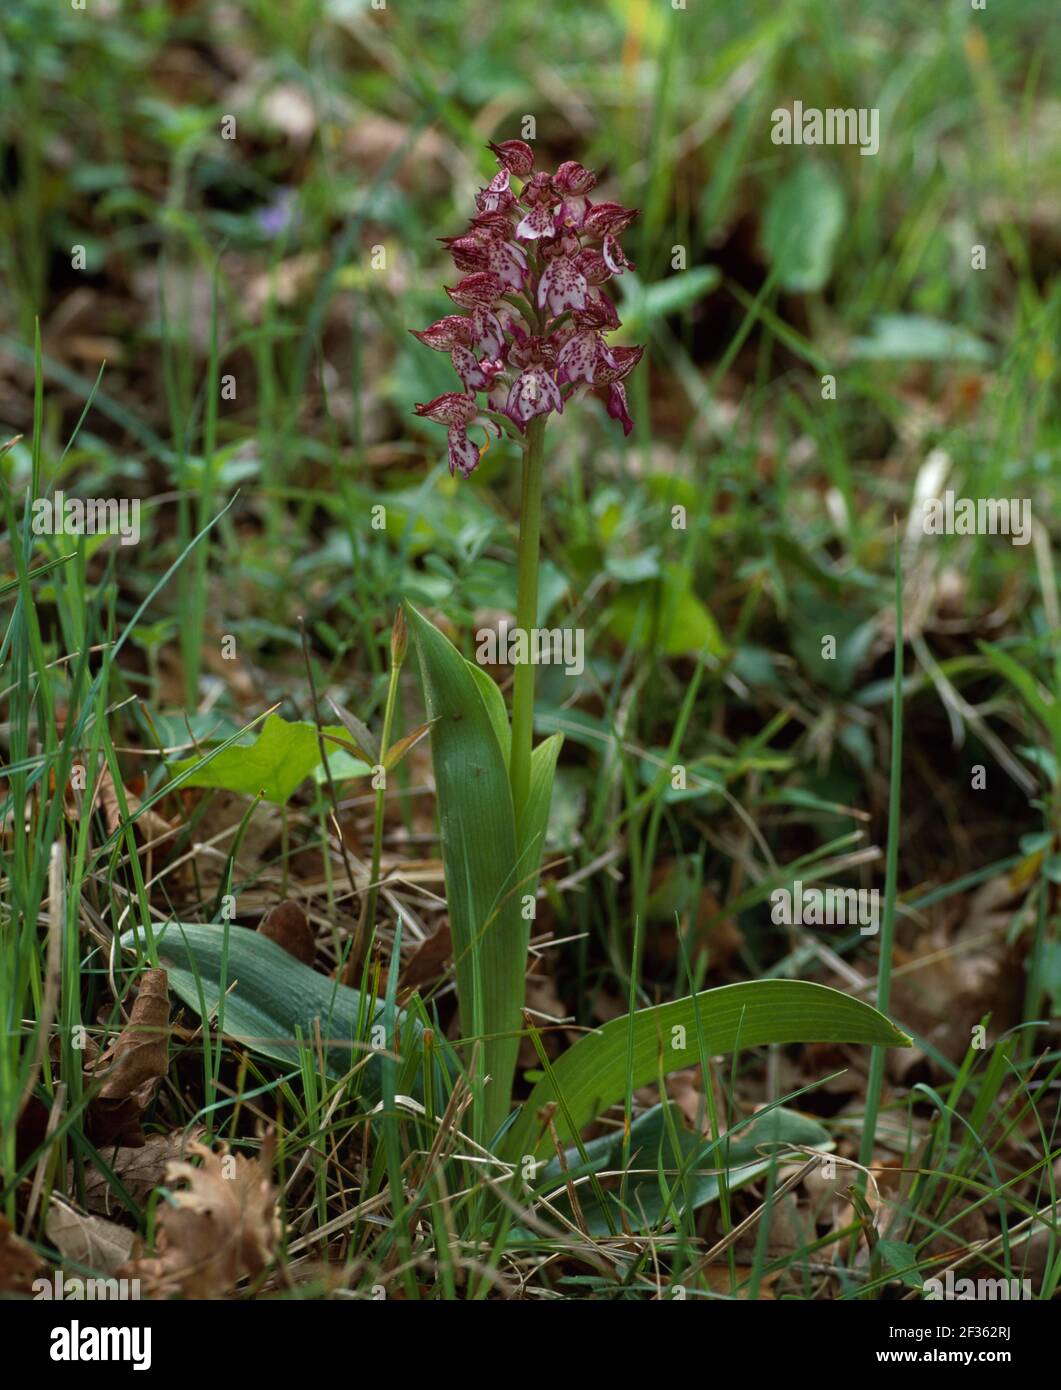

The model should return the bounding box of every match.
[524,1101,831,1237]
[507,979,910,1157]
[117,921,424,1095]
[168,713,350,805]
[312,747,372,784]
[763,162,845,293]
[607,570,727,658]
[850,314,992,365]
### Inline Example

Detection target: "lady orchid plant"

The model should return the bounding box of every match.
[403,146,908,1152]
[413,140,643,821]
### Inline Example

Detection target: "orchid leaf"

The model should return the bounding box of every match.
[118,921,429,1098]
[507,979,911,1158]
[407,603,527,1139]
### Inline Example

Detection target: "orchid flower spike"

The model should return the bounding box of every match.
[412,143,643,477]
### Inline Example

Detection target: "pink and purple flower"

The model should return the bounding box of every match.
[412,144,643,476]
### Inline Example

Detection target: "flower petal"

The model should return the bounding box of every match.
[537,256,588,316]
[414,392,478,426]
[410,315,472,351]
[476,168,513,214]
[447,427,481,478]
[446,273,502,309]
[451,346,503,392]
[516,200,561,241]
[520,171,555,205]
[468,210,513,237]
[606,381,634,436]
[555,329,603,386]
[506,368,564,427]
[573,248,611,285]
[594,344,644,385]
[470,307,505,358]
[576,290,621,331]
[602,234,634,276]
[447,234,491,273]
[481,238,528,290]
[583,201,640,239]
[488,140,535,177]
[553,160,597,195]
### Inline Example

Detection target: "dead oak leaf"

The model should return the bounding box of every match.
[46,1201,136,1275]
[122,1138,281,1299]
[258,900,315,966]
[92,765,177,844]
[89,968,170,1148]
[0,1215,46,1295]
[400,920,452,993]
[81,1131,201,1216]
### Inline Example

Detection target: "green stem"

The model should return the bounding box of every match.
[349,638,404,984]
[509,415,546,824]
[858,538,904,1187]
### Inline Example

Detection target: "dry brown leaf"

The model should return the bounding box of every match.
[89,969,170,1148]
[0,1215,46,1294]
[184,790,284,891]
[81,1132,194,1215]
[887,910,1020,1067]
[400,921,452,993]
[122,1138,281,1298]
[258,900,315,965]
[665,1066,728,1135]
[46,1201,136,1274]
[94,767,177,844]
[701,1263,780,1298]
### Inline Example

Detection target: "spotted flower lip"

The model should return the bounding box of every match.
[452,346,503,392]
[516,201,562,241]
[412,143,643,461]
[555,329,612,386]
[537,256,588,316]
[506,368,564,425]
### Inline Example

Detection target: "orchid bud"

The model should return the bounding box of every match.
[391,606,407,667]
